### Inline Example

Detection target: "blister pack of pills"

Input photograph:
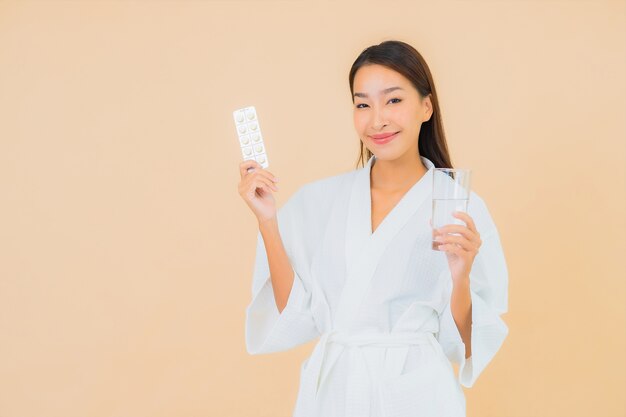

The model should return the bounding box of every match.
[232,105,269,169]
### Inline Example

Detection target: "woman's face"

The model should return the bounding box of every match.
[352,64,432,161]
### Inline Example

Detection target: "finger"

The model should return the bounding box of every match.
[240,160,278,179]
[249,170,280,188]
[240,162,279,184]
[452,211,478,233]
[254,176,279,193]
[250,181,271,198]
[433,225,476,243]
[239,160,262,178]
[434,234,473,251]
[437,243,465,255]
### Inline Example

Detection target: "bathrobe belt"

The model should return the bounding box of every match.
[300,330,440,417]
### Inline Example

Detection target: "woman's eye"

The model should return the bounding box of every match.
[355,98,401,109]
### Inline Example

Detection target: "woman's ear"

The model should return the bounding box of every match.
[423,94,433,122]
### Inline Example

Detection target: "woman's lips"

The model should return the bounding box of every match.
[370,131,399,145]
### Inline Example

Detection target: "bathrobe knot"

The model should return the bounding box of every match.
[300,329,438,417]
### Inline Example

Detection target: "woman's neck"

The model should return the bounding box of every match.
[370,153,427,193]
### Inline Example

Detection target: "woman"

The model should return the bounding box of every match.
[238,40,509,417]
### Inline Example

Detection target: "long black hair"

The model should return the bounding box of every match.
[349,40,453,169]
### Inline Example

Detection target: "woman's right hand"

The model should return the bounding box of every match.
[238,160,280,224]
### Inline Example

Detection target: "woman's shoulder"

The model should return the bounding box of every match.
[278,168,356,220]
[299,169,355,198]
[467,189,502,238]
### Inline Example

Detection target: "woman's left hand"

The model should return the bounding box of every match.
[433,211,482,286]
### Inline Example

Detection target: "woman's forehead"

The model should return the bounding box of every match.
[354,71,415,101]
[354,65,410,89]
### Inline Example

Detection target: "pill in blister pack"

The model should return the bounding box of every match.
[232,105,269,169]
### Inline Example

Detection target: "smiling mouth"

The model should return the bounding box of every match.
[371,132,399,144]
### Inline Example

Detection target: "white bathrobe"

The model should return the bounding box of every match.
[245,155,509,417]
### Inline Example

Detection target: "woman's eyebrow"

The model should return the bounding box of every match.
[353,86,404,98]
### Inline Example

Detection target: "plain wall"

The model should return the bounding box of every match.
[0,1,624,416]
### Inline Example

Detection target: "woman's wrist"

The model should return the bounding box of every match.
[258,215,278,232]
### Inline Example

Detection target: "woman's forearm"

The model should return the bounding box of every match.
[258,216,295,314]
[451,277,473,359]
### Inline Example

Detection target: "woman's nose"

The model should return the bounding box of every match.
[371,108,388,130]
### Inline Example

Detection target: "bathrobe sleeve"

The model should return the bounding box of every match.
[436,194,509,388]
[245,187,320,354]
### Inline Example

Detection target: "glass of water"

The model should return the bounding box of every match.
[431,168,472,251]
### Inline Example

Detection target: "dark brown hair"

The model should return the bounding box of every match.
[349,40,453,169]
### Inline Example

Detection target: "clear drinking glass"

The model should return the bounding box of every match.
[431,168,472,251]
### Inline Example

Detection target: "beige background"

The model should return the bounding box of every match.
[1,1,624,416]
